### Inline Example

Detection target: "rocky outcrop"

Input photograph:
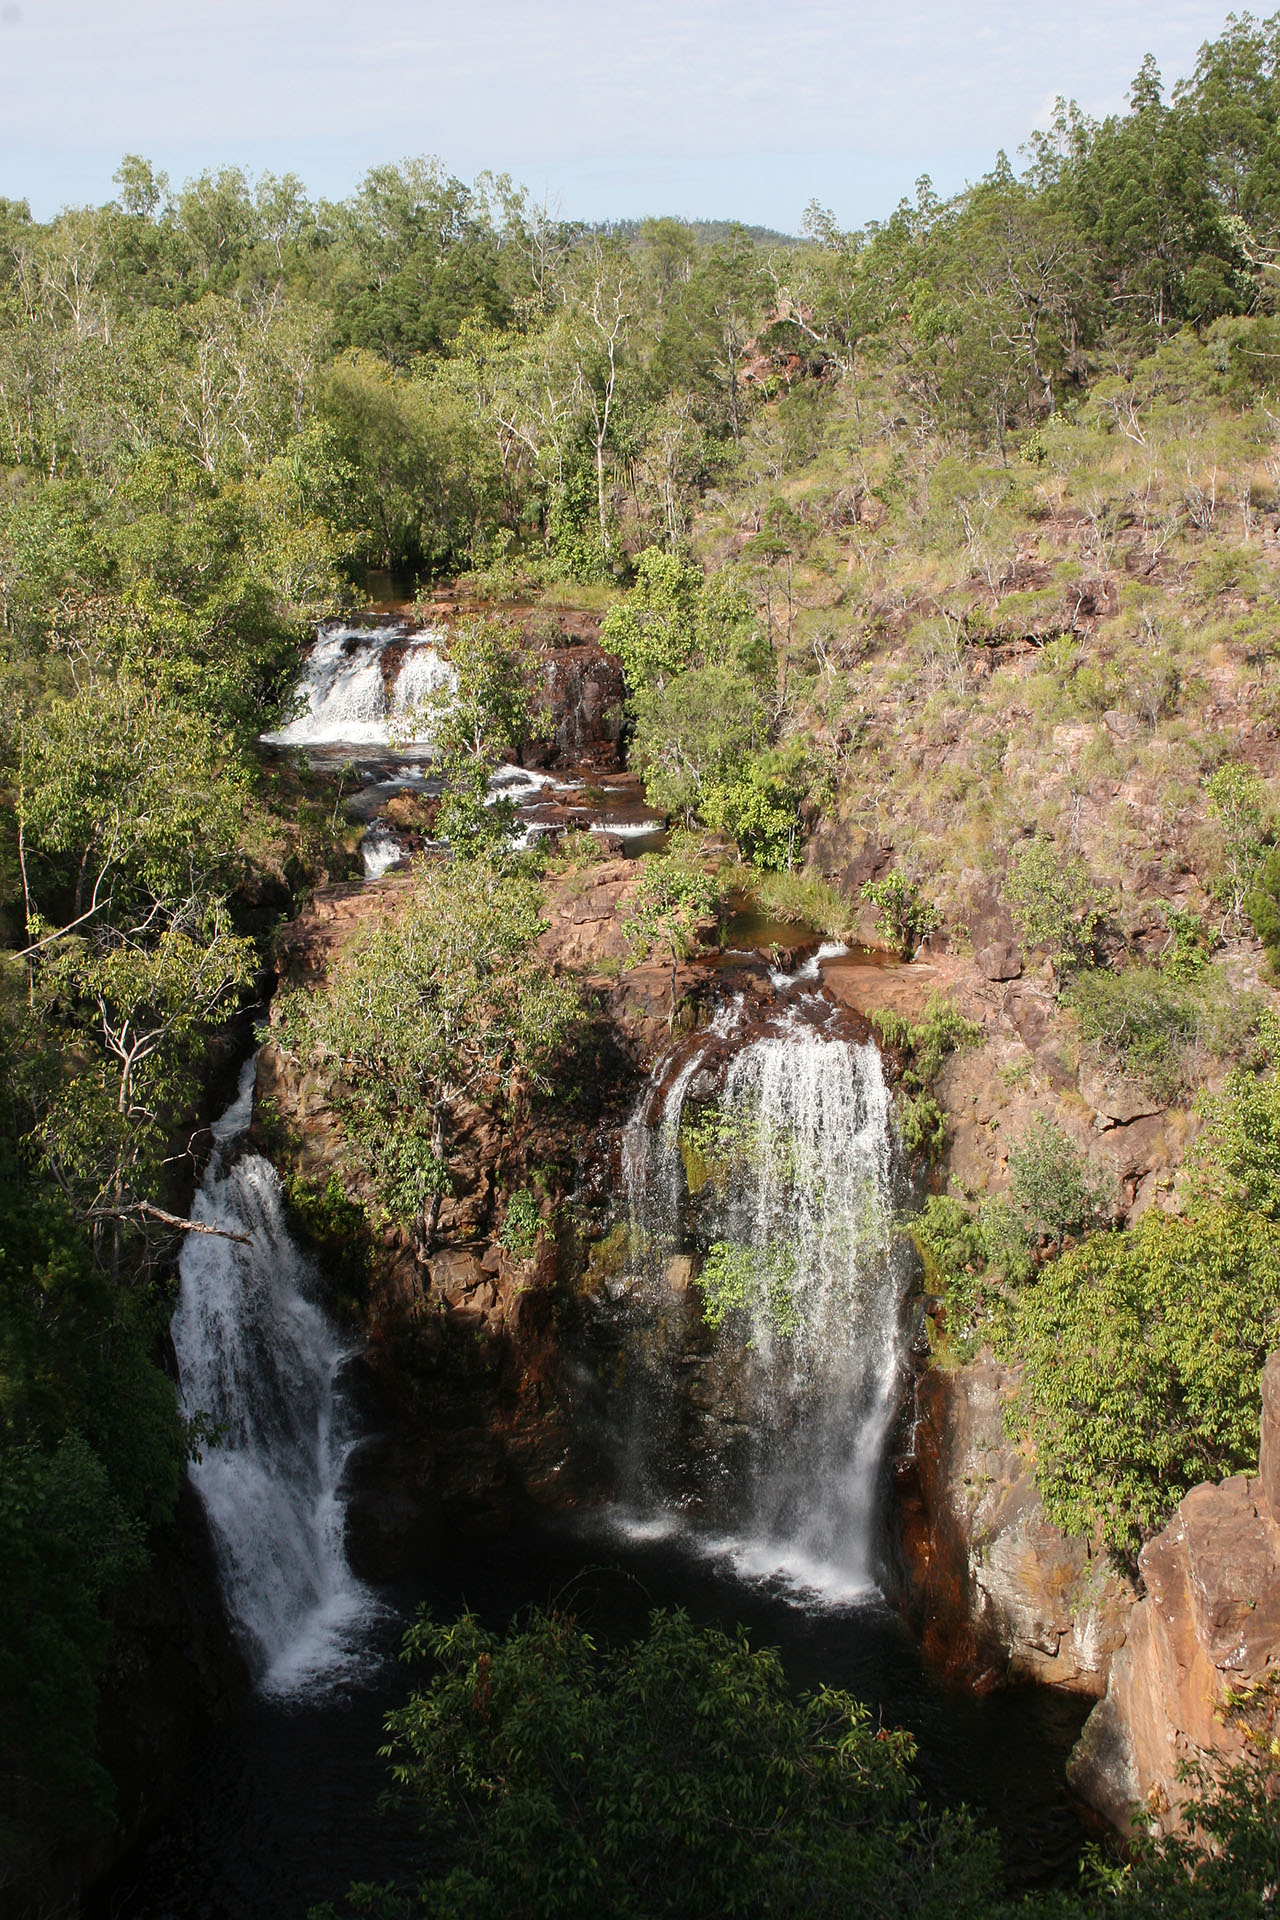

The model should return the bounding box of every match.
[896,1361,1134,1694]
[1070,1352,1280,1833]
[530,643,626,770]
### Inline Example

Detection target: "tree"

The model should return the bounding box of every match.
[563,238,638,558]
[630,664,766,824]
[417,616,543,775]
[861,870,940,958]
[1012,1206,1280,1555]
[279,860,579,1228]
[1003,836,1105,976]
[1205,760,1270,932]
[623,852,722,1017]
[314,1605,1003,1920]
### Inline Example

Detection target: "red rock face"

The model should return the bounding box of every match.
[895,1362,1133,1696]
[1070,1352,1280,1834]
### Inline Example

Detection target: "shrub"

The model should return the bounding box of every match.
[872,995,983,1167]
[1187,1041,1280,1219]
[1003,836,1105,975]
[497,1188,542,1257]
[1066,961,1242,1102]
[982,1118,1110,1282]
[1245,841,1280,969]
[861,869,940,957]
[694,1239,800,1336]
[1011,1208,1280,1555]
[316,1605,1004,1920]
[911,1193,994,1360]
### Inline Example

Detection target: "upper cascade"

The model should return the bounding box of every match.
[262,622,454,751]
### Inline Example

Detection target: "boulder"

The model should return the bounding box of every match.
[1078,1063,1162,1126]
[975,940,1023,981]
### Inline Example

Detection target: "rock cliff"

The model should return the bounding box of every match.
[895,1360,1134,1695]
[1070,1351,1280,1832]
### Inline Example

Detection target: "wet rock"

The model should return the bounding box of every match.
[530,643,626,770]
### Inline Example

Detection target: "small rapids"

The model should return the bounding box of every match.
[614,998,909,1603]
[170,1062,374,1694]
[262,622,452,751]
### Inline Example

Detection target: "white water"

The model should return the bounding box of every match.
[171,1062,373,1694]
[619,1001,906,1604]
[263,623,453,749]
[359,824,407,879]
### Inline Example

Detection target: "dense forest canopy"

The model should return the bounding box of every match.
[9,9,1280,1903]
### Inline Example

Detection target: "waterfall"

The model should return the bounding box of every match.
[262,623,453,750]
[616,999,907,1602]
[171,1062,372,1694]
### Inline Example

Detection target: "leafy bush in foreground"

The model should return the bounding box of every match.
[314,1605,1003,1920]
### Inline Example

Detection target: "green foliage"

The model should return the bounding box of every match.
[630,663,767,822]
[415,617,544,773]
[279,860,580,1223]
[678,1102,764,1197]
[281,1171,373,1314]
[732,865,851,937]
[1011,1207,1280,1555]
[1244,842,1280,970]
[871,994,982,1164]
[497,1188,542,1258]
[316,1605,1004,1920]
[1187,1040,1280,1219]
[623,852,723,1012]
[1205,760,1271,926]
[1004,838,1105,975]
[1066,960,1257,1102]
[860,869,940,958]
[983,1117,1110,1282]
[896,1092,947,1163]
[911,1194,993,1360]
[695,1239,800,1336]
[0,1109,184,1881]
[875,998,990,1159]
[702,746,810,871]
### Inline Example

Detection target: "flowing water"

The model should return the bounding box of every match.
[96,1017,1091,1914]
[613,994,910,1601]
[261,623,452,752]
[170,1062,375,1693]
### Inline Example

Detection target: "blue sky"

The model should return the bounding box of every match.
[0,1,1247,228]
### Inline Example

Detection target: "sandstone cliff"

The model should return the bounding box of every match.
[1070,1351,1280,1833]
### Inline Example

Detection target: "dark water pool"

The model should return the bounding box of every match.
[87,1519,1090,1920]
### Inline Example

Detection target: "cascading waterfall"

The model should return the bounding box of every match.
[171,1061,372,1694]
[262,622,453,750]
[617,999,908,1601]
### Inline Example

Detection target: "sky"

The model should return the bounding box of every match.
[0,1,1250,230]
